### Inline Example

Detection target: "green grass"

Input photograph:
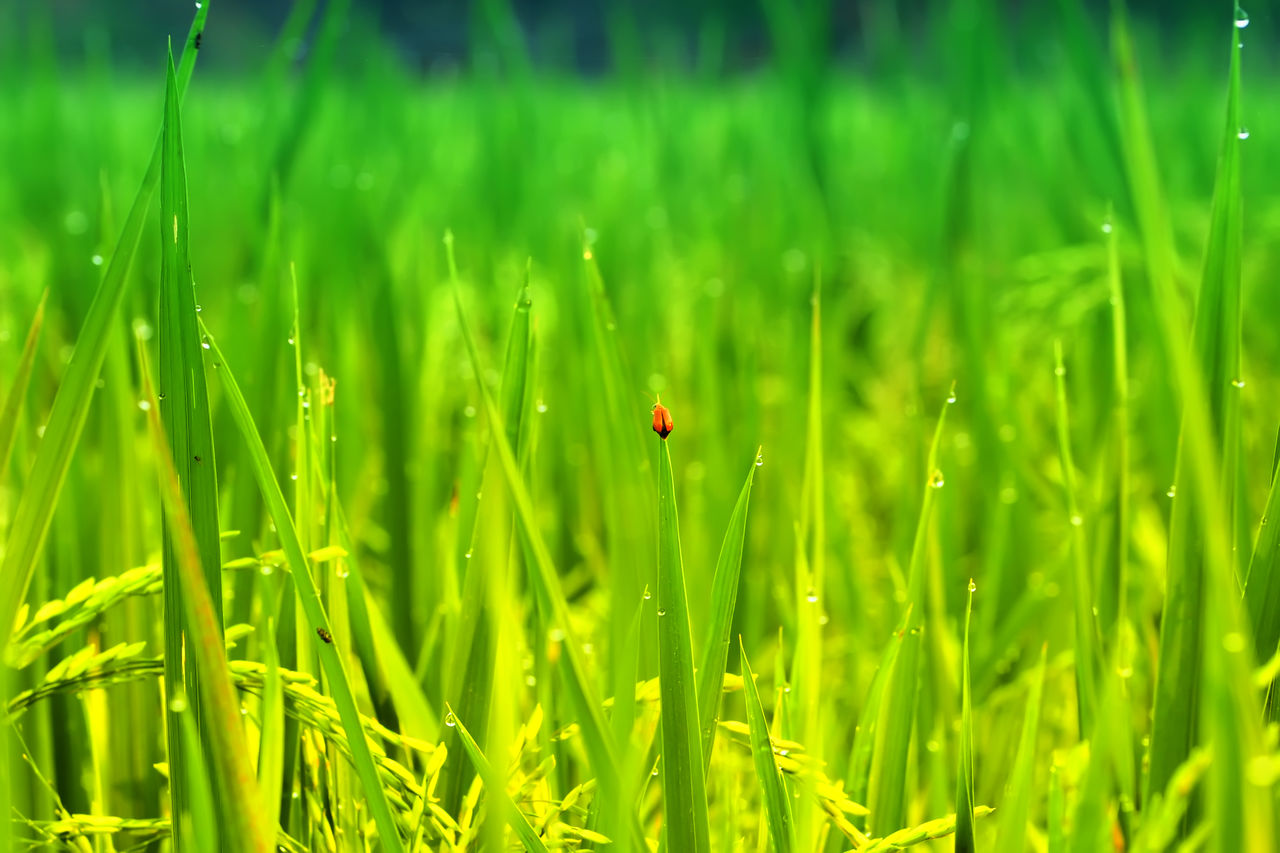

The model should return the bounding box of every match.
[2,1,1280,850]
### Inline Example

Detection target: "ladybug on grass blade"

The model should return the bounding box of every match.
[651,396,674,440]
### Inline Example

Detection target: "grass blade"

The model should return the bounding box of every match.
[696,449,760,773]
[953,582,975,853]
[136,338,272,852]
[655,433,711,853]
[156,46,226,845]
[992,645,1047,853]
[0,0,208,655]
[200,325,406,853]
[868,385,953,834]
[740,639,794,853]
[445,705,551,853]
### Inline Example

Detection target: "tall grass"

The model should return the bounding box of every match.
[1,1,1278,851]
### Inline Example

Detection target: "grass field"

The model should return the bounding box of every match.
[1,1,1279,850]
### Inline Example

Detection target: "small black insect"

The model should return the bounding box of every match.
[316,627,332,644]
[194,33,202,50]
[193,455,201,462]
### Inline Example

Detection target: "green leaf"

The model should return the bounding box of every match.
[953,583,975,853]
[992,646,1046,853]
[445,705,550,853]
[740,639,794,853]
[200,324,406,853]
[0,0,209,667]
[868,386,953,835]
[656,436,711,853]
[696,449,759,772]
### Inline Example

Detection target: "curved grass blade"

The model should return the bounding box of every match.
[0,1,209,651]
[846,622,906,833]
[136,338,272,853]
[200,325,406,853]
[656,435,710,853]
[445,705,550,853]
[740,639,794,853]
[867,385,953,834]
[953,582,975,853]
[696,449,759,773]
[0,289,47,479]
[992,646,1046,853]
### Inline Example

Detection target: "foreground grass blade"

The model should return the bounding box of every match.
[656,433,711,853]
[953,582,975,853]
[0,290,46,479]
[445,705,551,853]
[200,325,406,853]
[992,646,1046,853]
[136,340,271,852]
[696,450,759,772]
[0,0,208,653]
[1146,11,1246,805]
[740,640,794,853]
[868,386,953,834]
[157,48,225,844]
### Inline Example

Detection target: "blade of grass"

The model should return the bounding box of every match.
[953,581,975,853]
[0,0,208,658]
[992,645,1047,853]
[136,336,272,853]
[655,432,711,853]
[156,46,226,844]
[200,324,406,853]
[868,385,953,835]
[696,449,760,773]
[740,639,794,853]
[0,289,47,479]
[445,705,550,853]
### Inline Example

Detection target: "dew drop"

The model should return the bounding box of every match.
[1070,514,1083,527]
[805,588,818,604]
[756,452,764,467]
[536,399,548,413]
[525,675,537,687]
[1235,8,1249,28]
[464,405,477,418]
[463,550,472,560]
[929,469,945,489]
[1238,127,1251,140]
[201,338,211,350]
[968,578,977,592]
[444,712,456,727]
[195,1,202,7]
[946,391,957,404]
[657,609,667,617]
[1232,378,1246,388]
[1054,364,1067,377]
[643,589,652,600]
[169,694,189,713]
[260,563,275,576]
[138,400,152,412]
[1167,485,1177,498]
[91,254,104,266]
[1101,221,1113,234]
[195,304,202,313]
[651,767,660,777]
[287,337,295,346]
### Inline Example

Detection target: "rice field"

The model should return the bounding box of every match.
[1,1,1279,851]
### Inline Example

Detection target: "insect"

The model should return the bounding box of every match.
[651,396,674,440]
[194,32,202,50]
[316,627,332,644]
